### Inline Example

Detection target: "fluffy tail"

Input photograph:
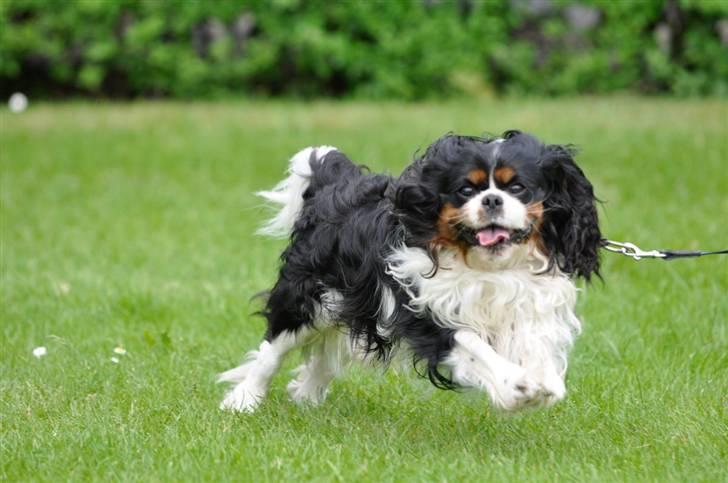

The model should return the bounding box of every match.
[256,146,338,238]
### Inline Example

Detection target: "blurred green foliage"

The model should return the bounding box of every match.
[1,0,726,99]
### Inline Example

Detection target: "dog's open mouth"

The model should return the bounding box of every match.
[459,223,532,250]
[476,225,512,247]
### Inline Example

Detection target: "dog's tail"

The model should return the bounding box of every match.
[257,146,360,238]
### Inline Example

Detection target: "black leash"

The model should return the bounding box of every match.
[601,239,728,261]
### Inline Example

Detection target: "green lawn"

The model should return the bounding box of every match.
[1,98,726,482]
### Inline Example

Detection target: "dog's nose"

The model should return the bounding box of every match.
[482,194,503,210]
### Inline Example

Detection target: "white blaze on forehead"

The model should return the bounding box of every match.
[491,138,504,159]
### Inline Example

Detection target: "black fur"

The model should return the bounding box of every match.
[539,143,602,280]
[260,131,600,390]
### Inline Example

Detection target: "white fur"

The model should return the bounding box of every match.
[287,328,350,405]
[387,245,579,409]
[294,289,356,393]
[463,188,528,230]
[257,145,338,237]
[220,289,353,412]
[445,331,559,410]
[219,328,315,412]
[491,138,504,158]
[376,285,397,338]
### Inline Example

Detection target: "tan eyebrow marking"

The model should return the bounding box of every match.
[466,169,488,185]
[494,166,516,184]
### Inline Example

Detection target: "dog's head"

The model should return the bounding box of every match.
[394,131,601,279]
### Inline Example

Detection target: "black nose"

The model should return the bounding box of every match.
[482,194,503,210]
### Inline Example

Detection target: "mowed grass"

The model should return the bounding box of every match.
[1,98,726,482]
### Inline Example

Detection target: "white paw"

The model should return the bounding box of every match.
[286,377,328,406]
[219,382,264,413]
[538,371,566,407]
[494,366,557,412]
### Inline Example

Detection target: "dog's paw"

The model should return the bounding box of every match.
[220,382,264,413]
[494,366,555,412]
[286,377,328,406]
[536,370,566,407]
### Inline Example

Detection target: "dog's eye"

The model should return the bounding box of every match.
[508,183,525,194]
[458,186,476,197]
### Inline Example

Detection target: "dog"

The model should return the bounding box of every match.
[219,131,601,413]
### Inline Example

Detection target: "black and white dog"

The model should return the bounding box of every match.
[219,131,601,412]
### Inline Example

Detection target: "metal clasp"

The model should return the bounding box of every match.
[602,240,666,260]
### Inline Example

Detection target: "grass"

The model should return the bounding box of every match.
[1,98,726,482]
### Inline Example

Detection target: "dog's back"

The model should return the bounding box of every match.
[266,148,398,353]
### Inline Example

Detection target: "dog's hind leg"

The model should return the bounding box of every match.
[219,327,314,412]
[287,328,350,406]
[219,260,320,412]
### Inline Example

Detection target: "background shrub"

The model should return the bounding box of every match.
[1,0,726,99]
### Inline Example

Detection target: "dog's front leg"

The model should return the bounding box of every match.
[515,343,567,407]
[444,330,553,411]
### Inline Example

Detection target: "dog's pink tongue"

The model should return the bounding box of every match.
[476,227,511,247]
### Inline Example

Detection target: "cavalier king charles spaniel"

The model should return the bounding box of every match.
[219,131,601,413]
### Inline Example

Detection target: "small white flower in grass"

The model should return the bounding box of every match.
[32,346,47,358]
[111,357,120,364]
[9,92,28,113]
[113,347,127,355]
[56,282,70,295]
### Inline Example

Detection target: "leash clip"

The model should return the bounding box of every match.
[602,240,666,260]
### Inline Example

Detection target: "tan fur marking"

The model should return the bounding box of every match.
[466,169,488,185]
[432,202,469,257]
[494,166,516,184]
[527,201,546,253]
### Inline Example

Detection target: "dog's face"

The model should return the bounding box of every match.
[430,135,546,254]
[395,131,601,279]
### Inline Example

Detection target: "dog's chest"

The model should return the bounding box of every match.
[387,247,580,343]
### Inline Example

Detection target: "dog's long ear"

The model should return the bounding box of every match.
[393,164,441,243]
[540,144,601,280]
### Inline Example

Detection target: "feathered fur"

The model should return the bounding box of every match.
[219,132,601,413]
